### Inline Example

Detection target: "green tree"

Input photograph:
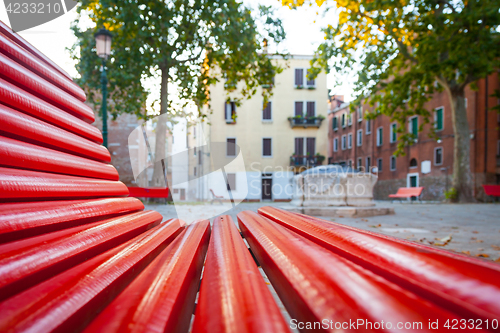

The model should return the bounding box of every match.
[71,0,285,187]
[285,0,500,202]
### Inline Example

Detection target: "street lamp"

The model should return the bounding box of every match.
[94,28,112,148]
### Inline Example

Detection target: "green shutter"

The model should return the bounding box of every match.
[411,117,418,135]
[392,124,396,142]
[436,108,443,130]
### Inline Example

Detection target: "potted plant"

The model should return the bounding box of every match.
[315,153,325,165]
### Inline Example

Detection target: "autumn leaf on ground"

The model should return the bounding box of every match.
[491,245,500,251]
[462,251,471,255]
[472,231,479,234]
[369,224,381,228]
[434,235,452,246]
[476,254,489,258]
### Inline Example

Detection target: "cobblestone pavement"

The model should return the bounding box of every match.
[144,201,500,262]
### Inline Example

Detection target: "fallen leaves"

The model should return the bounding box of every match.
[491,245,500,251]
[434,235,452,246]
[476,254,490,258]
[462,251,470,255]
[369,224,381,228]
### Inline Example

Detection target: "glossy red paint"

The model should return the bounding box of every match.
[0,33,86,101]
[0,167,128,201]
[238,211,468,333]
[0,136,119,180]
[192,215,290,333]
[85,220,209,333]
[0,53,94,122]
[0,104,110,162]
[258,206,500,325]
[127,187,170,198]
[0,21,73,80]
[0,220,184,333]
[0,78,101,143]
[0,210,162,300]
[0,197,144,242]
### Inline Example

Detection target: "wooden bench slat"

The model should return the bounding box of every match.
[0,33,86,102]
[0,167,128,200]
[85,220,209,333]
[193,215,289,333]
[0,210,162,300]
[258,206,500,323]
[0,198,144,242]
[0,220,183,333]
[0,105,110,162]
[0,53,94,122]
[128,187,170,198]
[238,211,462,329]
[0,78,102,143]
[0,136,119,181]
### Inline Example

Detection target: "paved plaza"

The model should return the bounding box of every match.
[145,201,500,262]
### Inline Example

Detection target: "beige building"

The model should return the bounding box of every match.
[188,55,328,202]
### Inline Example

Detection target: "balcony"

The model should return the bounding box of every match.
[288,116,325,128]
[290,154,325,167]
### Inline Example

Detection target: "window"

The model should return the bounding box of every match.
[409,158,418,168]
[263,138,272,157]
[193,127,196,138]
[341,114,346,128]
[357,157,363,171]
[306,69,315,87]
[347,133,352,149]
[226,173,236,191]
[263,101,272,120]
[357,129,363,146]
[225,101,237,123]
[194,147,197,156]
[366,119,372,134]
[366,156,371,170]
[390,123,397,143]
[348,113,352,126]
[377,158,383,172]
[409,116,418,137]
[295,101,303,117]
[306,101,316,117]
[434,107,443,131]
[341,135,346,150]
[333,138,338,152]
[376,127,383,146]
[435,147,443,165]
[357,106,363,122]
[348,160,352,168]
[194,166,197,176]
[295,68,304,86]
[332,116,338,131]
[199,152,202,165]
[390,156,396,171]
[226,138,236,156]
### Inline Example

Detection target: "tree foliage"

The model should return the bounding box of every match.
[284,0,500,202]
[70,0,286,120]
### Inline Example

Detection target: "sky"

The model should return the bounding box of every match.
[0,0,357,109]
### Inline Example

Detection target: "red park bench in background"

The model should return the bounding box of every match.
[127,186,169,198]
[1,21,500,332]
[483,185,500,198]
[389,186,424,203]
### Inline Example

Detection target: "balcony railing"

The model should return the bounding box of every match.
[288,116,324,128]
[290,155,325,167]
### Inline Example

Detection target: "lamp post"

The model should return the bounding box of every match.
[94,28,112,148]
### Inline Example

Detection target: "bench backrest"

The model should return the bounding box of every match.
[396,186,423,196]
[483,185,500,196]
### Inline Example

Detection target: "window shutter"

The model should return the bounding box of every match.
[295,69,303,86]
[225,102,229,120]
[306,137,315,155]
[295,137,304,155]
[263,102,272,120]
[227,138,236,156]
[306,102,315,117]
[306,69,315,86]
[436,109,443,130]
[263,138,272,156]
[295,102,303,117]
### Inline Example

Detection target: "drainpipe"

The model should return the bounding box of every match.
[484,76,489,175]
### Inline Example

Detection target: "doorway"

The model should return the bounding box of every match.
[180,188,186,201]
[262,178,273,201]
[407,173,419,188]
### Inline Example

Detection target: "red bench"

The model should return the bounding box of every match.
[389,186,424,202]
[127,186,170,198]
[483,184,500,197]
[2,22,500,332]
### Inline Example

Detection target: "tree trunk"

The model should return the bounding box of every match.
[151,66,169,188]
[447,86,475,202]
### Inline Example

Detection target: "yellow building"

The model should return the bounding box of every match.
[190,55,328,202]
